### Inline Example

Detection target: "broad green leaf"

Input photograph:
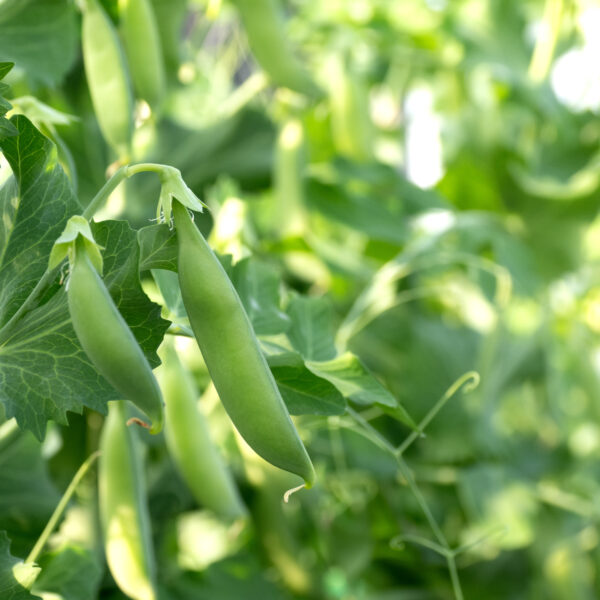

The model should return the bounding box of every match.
[231,257,290,335]
[0,116,81,328]
[138,224,178,272]
[0,63,15,80]
[0,62,15,138]
[0,1,78,86]
[286,295,337,361]
[0,219,169,439]
[32,546,102,600]
[305,178,409,244]
[0,431,59,557]
[267,351,346,416]
[0,532,40,600]
[160,555,290,600]
[306,352,416,428]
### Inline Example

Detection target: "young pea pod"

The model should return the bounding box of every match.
[67,236,164,433]
[118,0,166,111]
[229,0,321,98]
[172,199,316,486]
[99,401,157,600]
[157,340,246,521]
[81,0,133,158]
[328,52,373,162]
[274,117,308,238]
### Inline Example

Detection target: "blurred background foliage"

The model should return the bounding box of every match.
[2,0,600,598]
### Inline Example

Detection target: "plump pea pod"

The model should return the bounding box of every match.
[68,237,164,433]
[118,0,166,110]
[81,0,133,158]
[229,0,321,98]
[172,200,316,486]
[328,52,373,162]
[274,117,308,238]
[99,401,157,600]
[157,340,246,521]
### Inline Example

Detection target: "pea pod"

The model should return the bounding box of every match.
[99,401,157,600]
[67,237,164,433]
[172,199,315,486]
[230,0,321,98]
[81,0,133,158]
[157,340,246,521]
[274,117,307,238]
[118,0,166,110]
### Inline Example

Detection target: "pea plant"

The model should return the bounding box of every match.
[2,0,599,598]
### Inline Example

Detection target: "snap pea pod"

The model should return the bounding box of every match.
[81,0,133,158]
[119,0,166,110]
[67,237,164,433]
[99,401,157,600]
[229,0,321,97]
[157,340,246,521]
[172,199,315,486]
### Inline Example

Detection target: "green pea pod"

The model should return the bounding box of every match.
[67,237,164,433]
[119,0,166,111]
[81,0,133,158]
[230,0,321,98]
[157,340,246,521]
[328,52,373,162]
[274,117,308,238]
[99,401,157,600]
[172,200,316,486]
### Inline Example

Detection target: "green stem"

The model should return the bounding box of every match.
[346,369,479,600]
[82,165,129,219]
[390,533,448,557]
[396,371,480,457]
[447,554,464,600]
[26,450,101,565]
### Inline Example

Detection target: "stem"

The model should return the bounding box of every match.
[82,165,128,219]
[396,371,480,457]
[26,450,101,565]
[346,369,479,600]
[390,533,448,557]
[447,554,464,600]
[395,457,448,549]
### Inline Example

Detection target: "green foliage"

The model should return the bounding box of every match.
[2,0,600,598]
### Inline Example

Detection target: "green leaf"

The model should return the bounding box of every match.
[0,116,81,328]
[231,257,290,335]
[0,432,59,557]
[0,63,15,140]
[32,546,102,600]
[267,351,346,416]
[0,1,78,86]
[138,224,178,272]
[0,219,169,439]
[0,63,14,80]
[0,120,17,138]
[286,295,337,361]
[0,532,41,599]
[306,352,400,410]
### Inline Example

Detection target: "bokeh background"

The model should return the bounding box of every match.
[2,0,600,598]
